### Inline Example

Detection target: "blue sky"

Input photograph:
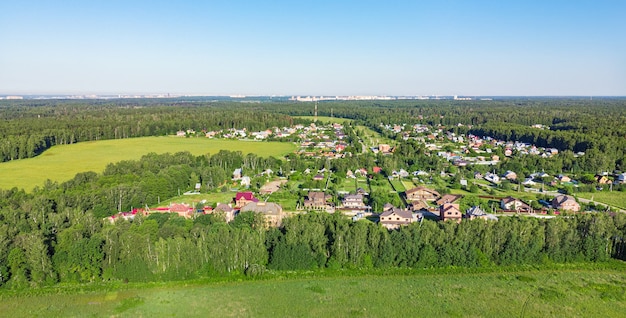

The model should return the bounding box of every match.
[1,0,624,96]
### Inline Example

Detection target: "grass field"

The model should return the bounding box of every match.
[389,179,406,192]
[578,191,626,210]
[0,137,297,191]
[1,265,625,317]
[338,178,357,193]
[356,125,395,148]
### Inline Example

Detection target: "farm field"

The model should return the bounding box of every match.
[1,266,625,317]
[0,137,296,191]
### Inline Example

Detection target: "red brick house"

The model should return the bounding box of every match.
[551,195,580,212]
[440,203,462,223]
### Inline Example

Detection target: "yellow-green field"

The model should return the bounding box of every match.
[0,137,296,191]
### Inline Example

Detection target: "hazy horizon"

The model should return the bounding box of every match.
[1,1,624,96]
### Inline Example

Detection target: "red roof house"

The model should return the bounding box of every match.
[234,192,259,208]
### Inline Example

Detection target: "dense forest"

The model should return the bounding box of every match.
[1,151,626,287]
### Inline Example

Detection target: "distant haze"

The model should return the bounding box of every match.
[1,1,624,96]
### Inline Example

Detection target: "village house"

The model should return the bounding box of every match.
[105,208,146,223]
[436,194,463,206]
[440,203,462,223]
[500,196,533,213]
[503,170,518,181]
[466,206,498,221]
[378,144,392,153]
[240,176,251,188]
[232,168,243,180]
[303,191,334,211]
[342,194,366,209]
[595,175,611,184]
[346,170,355,179]
[408,199,430,212]
[405,186,440,202]
[557,174,571,183]
[149,203,195,219]
[234,192,259,208]
[379,208,417,230]
[551,195,580,212]
[484,172,500,184]
[213,203,236,223]
[239,201,285,227]
[354,168,368,177]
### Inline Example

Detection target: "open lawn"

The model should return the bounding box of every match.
[389,179,406,192]
[1,265,625,317]
[0,137,296,192]
[338,178,357,193]
[402,180,417,190]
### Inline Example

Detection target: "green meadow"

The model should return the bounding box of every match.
[0,137,296,191]
[578,191,626,210]
[1,265,625,317]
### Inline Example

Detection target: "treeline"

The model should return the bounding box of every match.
[2,198,626,287]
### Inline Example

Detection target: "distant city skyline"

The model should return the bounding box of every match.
[1,1,624,96]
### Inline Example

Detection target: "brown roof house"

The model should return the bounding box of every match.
[379,208,417,230]
[240,201,285,227]
[551,195,580,212]
[436,194,463,206]
[303,191,334,212]
[500,196,533,213]
[213,203,236,223]
[440,203,462,223]
[408,200,430,212]
[405,186,440,202]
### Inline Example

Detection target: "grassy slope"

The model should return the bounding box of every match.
[0,137,296,191]
[578,191,626,210]
[1,265,625,317]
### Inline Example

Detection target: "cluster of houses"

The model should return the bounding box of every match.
[107,181,583,231]
[377,185,582,230]
[297,123,350,159]
[106,191,286,227]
